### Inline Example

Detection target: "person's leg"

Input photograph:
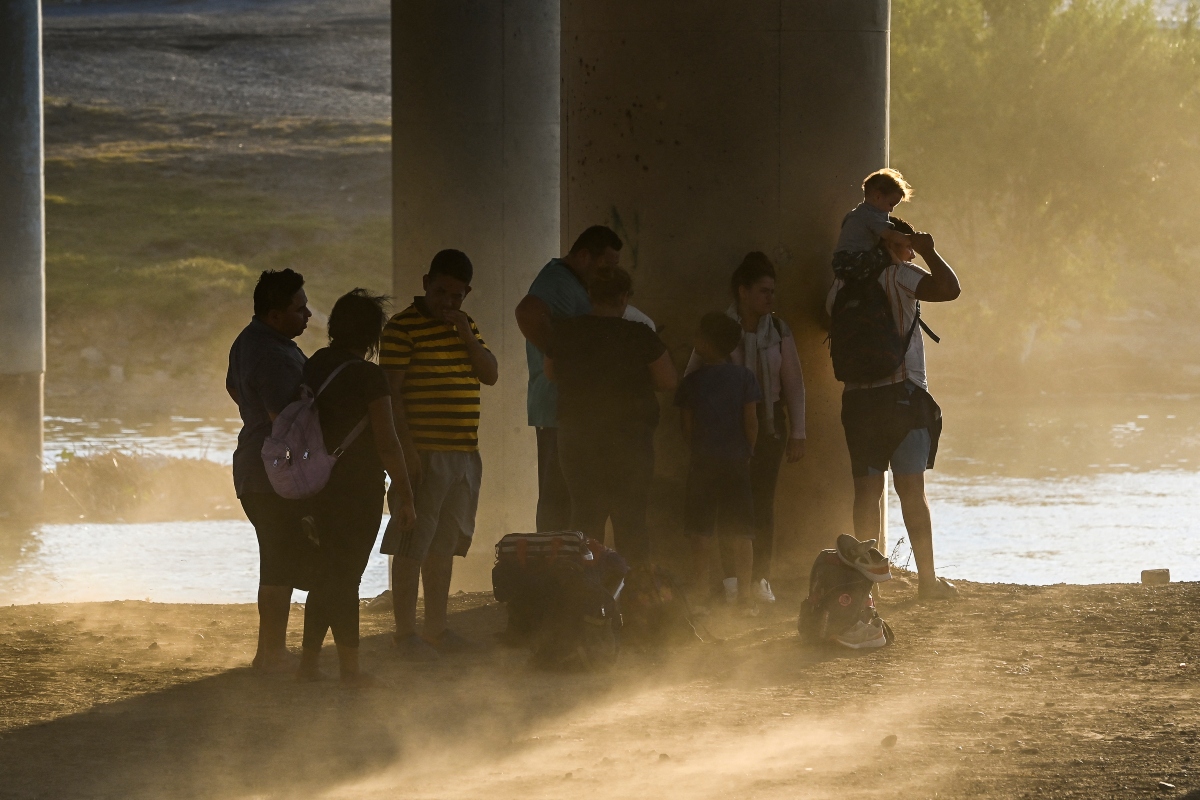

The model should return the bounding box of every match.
[420,554,454,640]
[688,536,714,606]
[390,555,422,637]
[608,428,654,565]
[746,434,785,582]
[240,494,295,671]
[297,582,331,680]
[326,489,384,684]
[558,427,608,542]
[683,457,719,604]
[536,427,573,531]
[888,427,946,595]
[893,472,935,581]
[422,451,482,647]
[390,450,446,658]
[729,537,754,604]
[853,473,887,541]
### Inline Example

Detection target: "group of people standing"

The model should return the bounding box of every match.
[227,167,961,682]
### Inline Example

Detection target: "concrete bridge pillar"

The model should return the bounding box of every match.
[392,1,560,577]
[562,0,891,569]
[0,0,47,520]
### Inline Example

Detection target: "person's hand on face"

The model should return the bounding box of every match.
[910,232,936,257]
[423,273,472,336]
[441,308,473,339]
[786,438,806,463]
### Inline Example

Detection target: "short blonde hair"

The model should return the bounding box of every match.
[863,168,913,201]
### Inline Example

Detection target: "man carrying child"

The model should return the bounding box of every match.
[828,168,962,601]
[675,312,764,614]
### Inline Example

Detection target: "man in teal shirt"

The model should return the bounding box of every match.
[515,225,623,530]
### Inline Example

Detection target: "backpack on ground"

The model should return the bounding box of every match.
[828,262,939,384]
[620,564,711,647]
[260,361,369,500]
[528,559,622,671]
[492,531,628,669]
[797,534,895,649]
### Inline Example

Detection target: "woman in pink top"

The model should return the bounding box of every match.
[684,252,806,604]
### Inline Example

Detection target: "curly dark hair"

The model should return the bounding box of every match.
[327,288,390,358]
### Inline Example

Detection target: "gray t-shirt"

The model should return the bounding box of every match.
[835,202,892,254]
[227,318,306,497]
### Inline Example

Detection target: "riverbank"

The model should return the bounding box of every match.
[1,581,1197,799]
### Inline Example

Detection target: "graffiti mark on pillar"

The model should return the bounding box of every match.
[608,206,639,273]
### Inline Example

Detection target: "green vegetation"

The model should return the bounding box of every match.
[893,0,1200,354]
[42,108,392,414]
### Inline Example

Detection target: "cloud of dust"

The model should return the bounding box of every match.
[321,685,944,800]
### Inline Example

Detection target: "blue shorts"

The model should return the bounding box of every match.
[866,426,931,476]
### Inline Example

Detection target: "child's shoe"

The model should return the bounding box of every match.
[722,577,738,606]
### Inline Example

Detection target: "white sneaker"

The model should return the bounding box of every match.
[753,578,776,604]
[722,577,738,605]
[833,619,889,650]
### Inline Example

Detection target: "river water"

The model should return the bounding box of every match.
[3,396,1199,603]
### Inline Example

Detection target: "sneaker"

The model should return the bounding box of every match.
[918,577,960,601]
[753,578,776,604]
[836,534,893,583]
[426,629,484,654]
[833,619,889,649]
[393,632,440,662]
[722,577,739,606]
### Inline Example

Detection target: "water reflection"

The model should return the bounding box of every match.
[44,416,239,466]
[0,518,392,605]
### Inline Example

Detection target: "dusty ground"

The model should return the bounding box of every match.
[1,579,1197,800]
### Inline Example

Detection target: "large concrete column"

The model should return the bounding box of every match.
[563,1,890,572]
[392,1,559,585]
[0,0,47,520]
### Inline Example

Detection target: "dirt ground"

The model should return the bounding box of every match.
[1,578,1197,800]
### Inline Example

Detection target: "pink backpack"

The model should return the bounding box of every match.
[260,361,369,499]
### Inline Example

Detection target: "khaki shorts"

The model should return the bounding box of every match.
[390,450,482,560]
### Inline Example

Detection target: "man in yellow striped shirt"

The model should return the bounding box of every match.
[379,249,498,659]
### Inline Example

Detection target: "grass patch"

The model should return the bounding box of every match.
[42,108,393,414]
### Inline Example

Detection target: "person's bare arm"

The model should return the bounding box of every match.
[680,407,694,446]
[743,402,759,458]
[543,356,557,382]
[385,370,423,486]
[648,350,678,391]
[515,294,554,352]
[912,233,961,302]
[879,228,914,246]
[444,310,499,386]
[368,395,416,531]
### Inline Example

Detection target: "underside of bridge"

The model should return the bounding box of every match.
[392,0,890,567]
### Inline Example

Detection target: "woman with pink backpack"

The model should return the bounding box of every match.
[293,289,417,687]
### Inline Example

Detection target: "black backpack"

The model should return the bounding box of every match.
[829,264,939,384]
[528,559,622,671]
[797,549,894,646]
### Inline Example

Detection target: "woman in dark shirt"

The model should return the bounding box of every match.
[543,266,677,564]
[297,289,417,686]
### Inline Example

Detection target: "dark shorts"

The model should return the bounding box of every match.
[684,455,755,538]
[240,492,316,590]
[841,380,942,478]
